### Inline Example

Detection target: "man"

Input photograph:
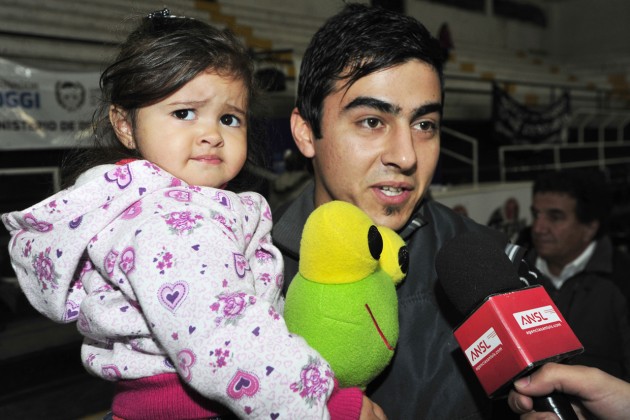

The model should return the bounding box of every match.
[272,4,515,418]
[523,169,630,380]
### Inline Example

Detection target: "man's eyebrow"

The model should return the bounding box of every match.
[411,102,443,121]
[548,209,565,216]
[531,207,565,217]
[343,96,401,115]
[343,96,443,120]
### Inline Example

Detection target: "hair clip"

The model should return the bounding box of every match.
[147,8,172,19]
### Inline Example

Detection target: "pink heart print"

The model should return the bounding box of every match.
[121,201,142,220]
[158,281,189,312]
[119,247,135,274]
[177,349,196,382]
[227,370,260,399]
[213,191,232,209]
[23,213,53,232]
[165,189,192,202]
[233,253,250,278]
[105,165,133,189]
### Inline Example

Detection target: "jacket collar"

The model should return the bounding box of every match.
[271,183,315,259]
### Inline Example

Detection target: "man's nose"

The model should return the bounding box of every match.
[381,127,417,171]
[532,217,548,233]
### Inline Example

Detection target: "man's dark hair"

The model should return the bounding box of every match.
[296,3,444,139]
[533,169,612,238]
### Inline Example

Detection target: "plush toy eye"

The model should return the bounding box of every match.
[398,246,409,275]
[368,225,383,260]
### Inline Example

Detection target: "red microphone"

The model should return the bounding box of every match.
[436,231,582,419]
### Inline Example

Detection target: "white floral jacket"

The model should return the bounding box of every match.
[2,160,334,419]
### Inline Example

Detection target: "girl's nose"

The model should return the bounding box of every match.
[199,122,224,147]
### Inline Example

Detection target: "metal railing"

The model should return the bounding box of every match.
[498,109,630,181]
[444,73,618,110]
[571,108,630,143]
[440,126,479,187]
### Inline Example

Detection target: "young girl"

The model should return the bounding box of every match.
[2,10,364,419]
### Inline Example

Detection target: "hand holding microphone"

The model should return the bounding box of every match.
[508,362,630,420]
[436,231,582,420]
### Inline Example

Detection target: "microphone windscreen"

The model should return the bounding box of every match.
[436,230,522,315]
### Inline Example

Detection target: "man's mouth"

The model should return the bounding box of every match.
[379,186,404,196]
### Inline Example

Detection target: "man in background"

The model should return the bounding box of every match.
[520,169,630,380]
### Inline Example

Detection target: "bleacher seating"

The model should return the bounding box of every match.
[2,0,630,182]
[1,0,626,120]
[0,0,210,70]
[441,42,622,120]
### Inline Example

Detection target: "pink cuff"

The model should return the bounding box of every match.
[327,379,364,420]
[112,373,226,420]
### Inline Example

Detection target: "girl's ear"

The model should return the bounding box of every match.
[109,105,135,149]
[290,107,315,158]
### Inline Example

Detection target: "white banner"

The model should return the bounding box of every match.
[0,58,100,150]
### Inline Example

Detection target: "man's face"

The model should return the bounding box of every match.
[530,192,598,270]
[292,60,442,231]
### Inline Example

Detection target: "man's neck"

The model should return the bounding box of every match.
[536,241,597,288]
[546,260,567,277]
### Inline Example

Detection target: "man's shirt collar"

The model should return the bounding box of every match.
[536,240,597,289]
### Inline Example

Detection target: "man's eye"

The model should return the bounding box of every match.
[417,121,437,131]
[360,118,382,129]
[173,109,195,120]
[221,114,241,127]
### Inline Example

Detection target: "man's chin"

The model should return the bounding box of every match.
[369,207,409,231]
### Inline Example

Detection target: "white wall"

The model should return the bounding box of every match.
[224,0,550,54]
[221,0,368,19]
[546,0,630,60]
[432,181,533,227]
[405,0,630,67]
[407,0,548,53]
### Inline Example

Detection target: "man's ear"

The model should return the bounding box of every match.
[290,108,315,158]
[584,219,599,243]
[109,105,135,149]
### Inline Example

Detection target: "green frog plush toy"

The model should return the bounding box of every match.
[284,200,408,389]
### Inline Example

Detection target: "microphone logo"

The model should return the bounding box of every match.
[466,327,502,368]
[513,305,561,330]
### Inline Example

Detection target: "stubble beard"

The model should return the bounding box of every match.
[384,206,402,217]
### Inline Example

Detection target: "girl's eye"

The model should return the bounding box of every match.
[360,118,382,129]
[220,114,241,127]
[173,109,195,120]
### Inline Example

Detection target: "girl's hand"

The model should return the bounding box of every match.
[360,395,387,420]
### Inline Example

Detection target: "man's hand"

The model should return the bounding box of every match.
[508,363,630,420]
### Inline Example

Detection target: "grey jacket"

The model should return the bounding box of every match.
[272,184,508,419]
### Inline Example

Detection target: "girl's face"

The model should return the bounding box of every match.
[111,70,248,188]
